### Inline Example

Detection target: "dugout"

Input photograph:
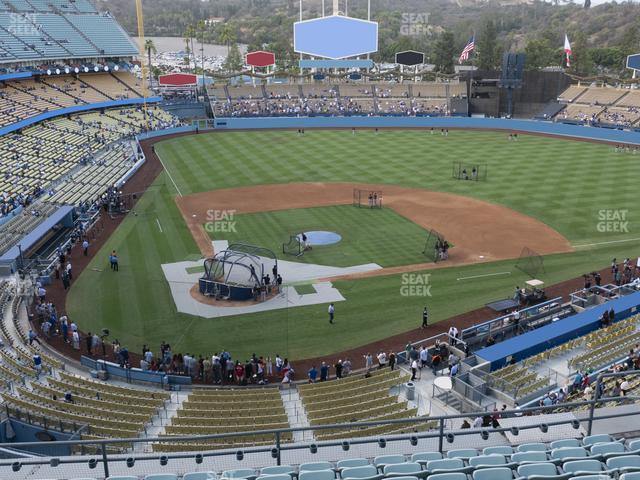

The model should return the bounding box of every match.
[452,162,487,181]
[199,243,277,301]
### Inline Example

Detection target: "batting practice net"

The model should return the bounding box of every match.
[515,247,545,278]
[452,162,487,182]
[353,189,383,208]
[422,229,449,262]
[282,235,303,257]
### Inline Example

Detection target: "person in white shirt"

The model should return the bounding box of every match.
[448,326,458,345]
[472,416,483,429]
[410,359,419,381]
[328,303,335,324]
[377,352,387,369]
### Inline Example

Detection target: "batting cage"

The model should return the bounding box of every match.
[353,189,383,208]
[452,162,487,182]
[422,229,449,262]
[200,243,278,301]
[515,247,545,278]
[282,235,304,257]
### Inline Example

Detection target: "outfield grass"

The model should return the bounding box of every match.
[207,205,431,268]
[66,130,640,360]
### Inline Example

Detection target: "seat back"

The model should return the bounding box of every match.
[607,455,640,469]
[590,442,625,456]
[517,462,558,477]
[551,439,580,449]
[583,434,612,447]
[374,455,405,467]
[426,459,464,472]
[337,459,369,470]
[426,474,467,480]
[472,467,512,480]
[341,465,378,479]
[483,446,513,456]
[512,451,547,463]
[446,448,478,459]
[257,475,293,480]
[621,473,640,480]
[469,454,507,467]
[299,471,335,480]
[183,473,216,480]
[145,475,179,480]
[411,452,442,462]
[517,443,547,452]
[261,467,295,476]
[551,447,588,460]
[383,463,420,475]
[629,440,640,451]
[562,459,604,474]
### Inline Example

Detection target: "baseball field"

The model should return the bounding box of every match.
[66,129,640,360]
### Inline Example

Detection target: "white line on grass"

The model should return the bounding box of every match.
[573,237,640,248]
[156,218,163,233]
[457,271,511,281]
[155,150,182,197]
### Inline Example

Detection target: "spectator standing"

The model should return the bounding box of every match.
[308,365,318,383]
[320,362,329,381]
[82,239,89,256]
[422,306,428,328]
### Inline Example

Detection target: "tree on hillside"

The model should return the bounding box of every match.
[569,32,593,76]
[477,19,501,70]
[144,39,156,87]
[185,24,197,72]
[433,31,456,74]
[219,22,237,55]
[524,37,557,70]
[224,42,243,72]
[183,36,191,67]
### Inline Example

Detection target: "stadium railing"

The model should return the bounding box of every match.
[1,392,639,479]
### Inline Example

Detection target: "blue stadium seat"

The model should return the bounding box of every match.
[472,467,513,480]
[383,463,421,476]
[551,439,581,449]
[511,451,548,463]
[425,459,465,473]
[446,449,478,459]
[517,443,548,452]
[183,474,216,480]
[568,476,613,480]
[517,462,559,477]
[107,477,138,480]
[583,435,614,446]
[299,471,335,480]
[483,446,514,456]
[340,466,380,480]
[550,447,589,460]
[145,475,178,480]
[337,459,369,470]
[260,467,295,476]
[411,452,442,465]
[590,442,625,456]
[621,473,640,480]
[257,475,294,480]
[469,454,508,467]
[425,474,467,480]
[629,440,640,451]
[380,477,417,480]
[221,469,257,480]
[606,455,640,470]
[301,463,334,472]
[374,455,406,471]
[562,459,605,474]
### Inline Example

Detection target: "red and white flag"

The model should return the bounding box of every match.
[564,34,572,68]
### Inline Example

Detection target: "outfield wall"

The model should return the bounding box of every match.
[214,116,640,144]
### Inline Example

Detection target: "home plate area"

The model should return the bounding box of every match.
[160,240,382,319]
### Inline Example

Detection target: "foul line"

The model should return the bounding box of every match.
[156,218,163,233]
[155,150,182,197]
[457,271,511,281]
[573,237,640,248]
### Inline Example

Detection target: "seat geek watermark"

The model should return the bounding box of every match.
[204,209,237,233]
[8,13,38,36]
[400,13,430,36]
[400,273,432,297]
[597,209,630,233]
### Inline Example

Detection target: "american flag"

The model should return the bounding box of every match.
[458,36,475,64]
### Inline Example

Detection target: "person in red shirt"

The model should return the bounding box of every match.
[234,362,245,385]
